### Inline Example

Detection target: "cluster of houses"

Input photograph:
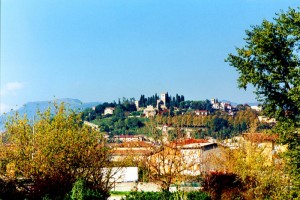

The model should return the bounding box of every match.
[81,117,284,194]
[210,98,237,116]
[105,131,286,186]
[82,93,281,189]
[93,93,277,123]
[106,123,220,178]
[140,95,223,118]
[109,138,220,177]
[140,95,242,118]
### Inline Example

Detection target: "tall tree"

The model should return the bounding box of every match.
[226,7,300,197]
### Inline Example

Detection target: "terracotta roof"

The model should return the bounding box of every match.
[115,135,135,138]
[242,133,278,142]
[112,149,152,156]
[169,138,209,147]
[114,134,144,139]
[113,141,155,148]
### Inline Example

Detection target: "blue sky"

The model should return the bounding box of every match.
[1,0,299,113]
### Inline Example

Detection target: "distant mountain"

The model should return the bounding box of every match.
[0,98,101,131]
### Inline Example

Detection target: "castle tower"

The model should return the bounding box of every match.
[211,98,216,105]
[135,100,140,110]
[160,92,168,106]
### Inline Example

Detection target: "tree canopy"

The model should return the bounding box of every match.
[226,7,300,197]
[226,8,300,122]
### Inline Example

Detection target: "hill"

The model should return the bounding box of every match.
[0,98,101,131]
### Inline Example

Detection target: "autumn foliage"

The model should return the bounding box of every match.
[0,104,114,199]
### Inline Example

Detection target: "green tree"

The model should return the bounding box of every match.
[226,7,300,197]
[71,179,104,200]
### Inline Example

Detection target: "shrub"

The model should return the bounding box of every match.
[203,172,245,200]
[122,191,210,200]
[122,191,177,200]
[187,191,211,200]
[0,179,24,200]
[70,179,104,200]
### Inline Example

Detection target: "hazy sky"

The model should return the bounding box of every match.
[1,0,299,113]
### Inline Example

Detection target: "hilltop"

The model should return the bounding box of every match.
[0,98,101,130]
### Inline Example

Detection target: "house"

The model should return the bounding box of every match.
[211,98,220,110]
[114,134,146,142]
[251,106,262,112]
[224,133,287,165]
[143,105,157,118]
[83,121,100,131]
[104,107,115,115]
[148,138,219,177]
[109,141,155,162]
[195,110,209,116]
[220,102,232,111]
[258,116,276,124]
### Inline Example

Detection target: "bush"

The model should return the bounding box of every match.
[122,191,210,200]
[70,179,104,200]
[203,172,245,200]
[187,191,211,200]
[122,191,176,200]
[0,179,24,200]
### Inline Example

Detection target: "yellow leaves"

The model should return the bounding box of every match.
[217,140,289,199]
[1,103,110,182]
[6,162,16,179]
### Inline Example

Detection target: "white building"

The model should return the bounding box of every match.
[156,92,168,110]
[251,106,262,112]
[83,121,100,131]
[104,107,115,115]
[195,110,209,116]
[143,105,157,118]
[258,116,276,123]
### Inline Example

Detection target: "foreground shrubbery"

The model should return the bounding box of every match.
[68,179,104,200]
[0,104,116,199]
[121,190,211,200]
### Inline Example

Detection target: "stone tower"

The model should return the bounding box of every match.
[160,92,168,106]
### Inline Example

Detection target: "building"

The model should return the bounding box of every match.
[223,133,287,164]
[114,134,146,142]
[109,141,155,162]
[258,116,276,124]
[251,106,262,112]
[143,105,157,118]
[243,133,287,165]
[156,92,168,110]
[104,107,115,115]
[195,110,209,116]
[160,92,167,105]
[135,100,140,110]
[83,121,100,131]
[211,98,220,110]
[220,102,232,111]
[148,138,219,176]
